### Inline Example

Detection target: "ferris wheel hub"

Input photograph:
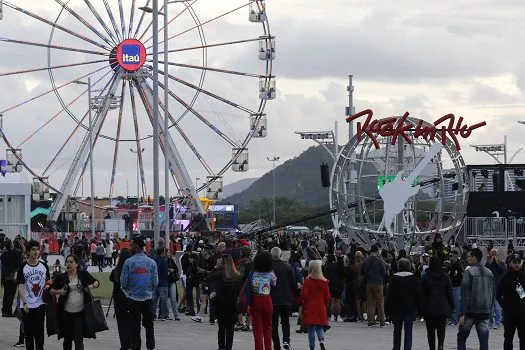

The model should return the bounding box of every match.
[109,39,147,73]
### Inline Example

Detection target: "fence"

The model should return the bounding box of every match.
[460,217,525,247]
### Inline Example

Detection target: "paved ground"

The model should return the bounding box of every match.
[0,312,512,349]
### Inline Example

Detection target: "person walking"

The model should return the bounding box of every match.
[360,244,387,327]
[120,235,159,350]
[16,240,50,350]
[49,254,100,350]
[270,247,298,350]
[485,248,506,329]
[96,242,105,272]
[250,251,277,350]
[152,247,169,321]
[496,253,525,350]
[110,248,132,350]
[386,258,421,350]
[421,256,454,350]
[457,248,494,350]
[166,249,181,321]
[1,239,22,317]
[300,259,330,350]
[214,254,241,350]
[449,250,464,326]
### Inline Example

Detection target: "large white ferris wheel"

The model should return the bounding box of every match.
[0,0,275,224]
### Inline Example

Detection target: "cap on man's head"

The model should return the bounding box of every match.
[422,253,430,258]
[132,235,146,248]
[511,253,523,262]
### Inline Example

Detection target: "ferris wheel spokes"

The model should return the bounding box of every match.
[41,70,117,177]
[158,69,256,115]
[3,1,112,51]
[156,60,262,78]
[128,0,137,39]
[53,0,115,47]
[156,2,250,48]
[142,82,215,176]
[0,37,107,56]
[133,0,151,38]
[49,73,123,221]
[83,0,120,45]
[102,0,123,43]
[135,79,206,215]
[158,37,261,54]
[129,81,149,199]
[0,65,109,115]
[0,59,106,78]
[109,80,127,201]
[153,79,239,148]
[118,0,127,40]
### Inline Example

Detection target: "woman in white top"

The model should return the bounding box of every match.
[49,254,99,350]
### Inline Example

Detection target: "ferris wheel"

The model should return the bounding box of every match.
[0,0,275,223]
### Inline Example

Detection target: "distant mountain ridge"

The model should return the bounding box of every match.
[222,146,335,208]
[222,178,258,197]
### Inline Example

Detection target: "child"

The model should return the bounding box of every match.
[300,259,330,350]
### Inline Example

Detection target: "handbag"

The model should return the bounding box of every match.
[84,293,109,335]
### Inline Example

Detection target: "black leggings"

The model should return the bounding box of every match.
[217,311,237,350]
[62,310,85,350]
[22,305,46,350]
[425,315,447,350]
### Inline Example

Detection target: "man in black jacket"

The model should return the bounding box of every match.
[1,239,22,317]
[449,250,464,326]
[270,247,298,350]
[496,253,525,350]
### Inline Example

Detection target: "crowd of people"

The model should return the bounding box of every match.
[0,230,525,349]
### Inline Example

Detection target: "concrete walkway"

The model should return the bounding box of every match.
[0,313,512,349]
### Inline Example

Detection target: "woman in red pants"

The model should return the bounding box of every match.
[249,251,277,350]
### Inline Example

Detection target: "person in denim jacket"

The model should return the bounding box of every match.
[121,235,159,350]
[457,248,494,350]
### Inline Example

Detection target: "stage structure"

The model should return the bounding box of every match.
[331,109,487,250]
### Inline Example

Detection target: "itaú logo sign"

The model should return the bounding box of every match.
[116,39,146,72]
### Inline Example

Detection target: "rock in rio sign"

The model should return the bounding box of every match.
[346,109,487,151]
[116,39,147,72]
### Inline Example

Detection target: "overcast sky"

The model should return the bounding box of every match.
[0,0,524,200]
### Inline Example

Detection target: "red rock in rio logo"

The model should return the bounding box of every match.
[345,109,487,151]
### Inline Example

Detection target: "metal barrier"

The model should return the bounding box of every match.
[461,217,525,248]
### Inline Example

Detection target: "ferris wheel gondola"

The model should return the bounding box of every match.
[0,0,275,224]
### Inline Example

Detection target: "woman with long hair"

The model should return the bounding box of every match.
[250,251,277,350]
[49,254,100,350]
[214,254,241,350]
[325,254,344,322]
[300,259,330,350]
[110,248,132,350]
[421,256,453,350]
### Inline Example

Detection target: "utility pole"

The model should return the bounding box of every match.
[130,148,144,233]
[163,0,170,244]
[267,156,279,225]
[152,0,160,248]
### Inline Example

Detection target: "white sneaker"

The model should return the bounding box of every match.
[291,312,299,317]
[191,315,202,323]
[330,315,335,322]
[337,316,344,322]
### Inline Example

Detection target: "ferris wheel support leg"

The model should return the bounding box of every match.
[134,78,209,229]
[48,74,122,222]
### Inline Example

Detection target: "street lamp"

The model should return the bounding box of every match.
[73,78,95,239]
[267,156,279,225]
[519,121,525,125]
[140,0,188,247]
[130,147,145,233]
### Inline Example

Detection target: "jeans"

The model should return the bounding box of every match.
[22,305,46,350]
[128,299,155,350]
[491,299,502,327]
[272,305,291,349]
[62,310,85,350]
[392,311,415,350]
[457,317,489,350]
[307,325,325,350]
[452,287,461,325]
[503,314,525,350]
[2,279,16,316]
[153,286,169,319]
[168,283,180,318]
[425,315,447,350]
[185,280,199,314]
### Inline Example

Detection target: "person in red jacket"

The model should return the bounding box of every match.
[300,259,331,350]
